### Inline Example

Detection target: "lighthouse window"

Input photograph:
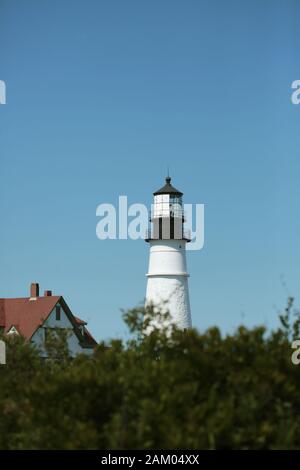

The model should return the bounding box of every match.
[170,196,182,205]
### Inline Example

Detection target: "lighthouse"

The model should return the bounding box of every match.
[145,176,192,330]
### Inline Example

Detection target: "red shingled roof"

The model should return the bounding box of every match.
[74,316,87,326]
[82,326,97,346]
[74,316,97,346]
[0,295,97,347]
[0,296,60,339]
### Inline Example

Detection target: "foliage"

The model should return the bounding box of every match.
[0,300,300,449]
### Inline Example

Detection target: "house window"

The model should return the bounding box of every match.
[56,306,61,321]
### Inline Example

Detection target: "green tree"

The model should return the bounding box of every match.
[0,300,300,449]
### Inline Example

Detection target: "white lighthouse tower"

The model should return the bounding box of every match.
[145,176,192,330]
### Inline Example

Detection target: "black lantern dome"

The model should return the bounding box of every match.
[153,176,183,196]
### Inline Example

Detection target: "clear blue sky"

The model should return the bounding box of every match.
[1,0,300,341]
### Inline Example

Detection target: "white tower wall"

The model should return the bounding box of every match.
[145,176,192,331]
[146,240,192,329]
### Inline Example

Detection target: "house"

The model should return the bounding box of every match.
[0,283,97,357]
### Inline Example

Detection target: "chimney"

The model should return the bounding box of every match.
[30,282,39,299]
[44,290,52,297]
